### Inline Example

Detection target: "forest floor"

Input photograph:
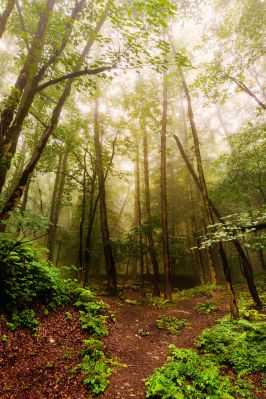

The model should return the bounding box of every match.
[0,286,265,399]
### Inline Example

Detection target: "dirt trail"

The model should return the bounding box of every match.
[99,294,227,399]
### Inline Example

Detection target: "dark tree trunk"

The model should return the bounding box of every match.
[135,138,145,296]
[47,151,68,262]
[173,134,263,310]
[0,0,15,38]
[141,119,160,296]
[93,95,117,296]
[161,75,172,301]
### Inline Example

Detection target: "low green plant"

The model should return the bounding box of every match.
[138,328,151,336]
[145,293,170,308]
[2,334,8,344]
[177,284,222,298]
[194,300,218,314]
[73,288,108,337]
[196,316,266,374]
[145,345,253,399]
[156,316,188,335]
[6,308,39,332]
[74,338,113,395]
[65,311,73,321]
[125,299,139,305]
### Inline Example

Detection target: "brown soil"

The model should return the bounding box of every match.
[0,291,265,399]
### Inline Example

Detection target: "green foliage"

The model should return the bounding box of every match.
[145,345,252,399]
[0,238,73,329]
[177,284,222,298]
[0,239,108,335]
[74,288,108,337]
[6,308,39,332]
[2,335,8,344]
[145,293,170,308]
[125,299,139,305]
[156,316,188,335]
[197,316,266,374]
[74,338,113,395]
[194,300,218,314]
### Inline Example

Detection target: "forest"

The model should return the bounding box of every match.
[0,0,265,398]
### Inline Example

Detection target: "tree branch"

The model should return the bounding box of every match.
[34,65,115,93]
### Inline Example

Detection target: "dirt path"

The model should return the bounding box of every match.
[0,292,233,399]
[99,293,227,399]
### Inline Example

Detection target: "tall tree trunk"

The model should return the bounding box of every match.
[141,119,160,296]
[0,0,88,194]
[174,134,263,311]
[135,138,145,296]
[78,169,87,280]
[179,67,217,284]
[161,75,172,300]
[93,95,117,296]
[0,0,15,38]
[47,150,68,262]
[0,10,109,229]
[180,96,206,283]
[83,174,98,287]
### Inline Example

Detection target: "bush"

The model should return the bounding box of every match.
[146,345,252,399]
[177,284,222,298]
[73,338,113,395]
[156,316,188,335]
[194,300,218,314]
[0,238,74,329]
[73,288,108,337]
[196,316,266,374]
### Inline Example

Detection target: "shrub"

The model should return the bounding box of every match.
[194,300,218,314]
[156,316,188,335]
[146,345,252,399]
[196,316,266,374]
[73,338,113,395]
[73,288,108,337]
[177,284,222,298]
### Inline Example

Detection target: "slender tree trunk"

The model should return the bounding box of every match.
[135,138,145,296]
[173,134,263,310]
[161,75,172,300]
[78,169,86,279]
[141,119,160,296]
[83,174,98,286]
[47,151,68,262]
[179,67,217,284]
[93,95,117,296]
[0,0,15,38]
[181,96,206,283]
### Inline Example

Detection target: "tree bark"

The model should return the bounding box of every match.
[47,150,68,262]
[141,119,160,296]
[173,134,263,310]
[0,0,15,38]
[161,75,172,301]
[135,138,145,296]
[178,67,217,284]
[93,95,117,296]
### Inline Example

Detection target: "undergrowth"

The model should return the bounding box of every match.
[73,339,114,395]
[145,345,253,399]
[156,315,188,335]
[194,300,218,314]
[177,284,222,298]
[196,315,266,374]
